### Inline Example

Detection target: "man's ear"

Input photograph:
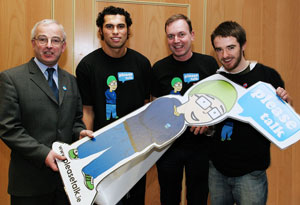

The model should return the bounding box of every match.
[191,30,195,41]
[61,41,67,53]
[31,39,36,48]
[242,41,247,51]
[99,28,103,40]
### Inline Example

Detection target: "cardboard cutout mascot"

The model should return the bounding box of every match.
[53,74,300,205]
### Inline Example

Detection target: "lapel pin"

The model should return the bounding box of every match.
[63,86,67,91]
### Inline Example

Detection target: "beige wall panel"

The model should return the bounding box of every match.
[0,1,52,204]
[0,140,10,204]
[262,0,300,204]
[189,0,204,53]
[205,0,228,57]
[134,0,189,3]
[291,143,300,203]
[0,0,26,71]
[264,0,300,112]
[74,0,95,70]
[54,0,74,74]
[206,0,300,205]
[0,0,52,71]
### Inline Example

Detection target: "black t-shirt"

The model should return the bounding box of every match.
[211,62,285,177]
[151,53,219,144]
[76,48,151,130]
[152,53,218,97]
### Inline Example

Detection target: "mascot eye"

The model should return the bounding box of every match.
[208,108,221,120]
[196,96,211,109]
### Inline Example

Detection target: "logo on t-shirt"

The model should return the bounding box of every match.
[118,72,134,83]
[183,73,199,84]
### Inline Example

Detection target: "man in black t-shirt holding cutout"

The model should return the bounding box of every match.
[151,14,219,205]
[76,6,151,205]
[209,21,292,205]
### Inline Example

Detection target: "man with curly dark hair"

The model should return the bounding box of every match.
[76,6,151,205]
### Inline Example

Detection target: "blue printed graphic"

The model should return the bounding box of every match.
[105,75,118,120]
[221,122,233,141]
[118,72,134,83]
[238,83,300,141]
[79,123,135,178]
[183,73,199,84]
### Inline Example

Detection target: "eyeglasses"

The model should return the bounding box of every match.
[196,95,224,120]
[109,82,117,86]
[174,83,182,87]
[33,35,64,46]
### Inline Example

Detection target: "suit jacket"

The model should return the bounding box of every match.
[0,58,86,196]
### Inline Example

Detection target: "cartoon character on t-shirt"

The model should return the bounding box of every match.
[170,77,182,95]
[105,75,118,120]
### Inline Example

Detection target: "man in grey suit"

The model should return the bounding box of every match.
[0,19,93,205]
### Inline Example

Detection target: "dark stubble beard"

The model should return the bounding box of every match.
[223,49,243,72]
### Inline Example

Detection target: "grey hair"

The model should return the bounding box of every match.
[31,19,67,41]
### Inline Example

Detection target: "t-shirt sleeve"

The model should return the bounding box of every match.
[151,62,161,98]
[76,60,94,106]
[201,55,219,75]
[142,57,151,101]
[208,56,219,74]
[265,66,285,89]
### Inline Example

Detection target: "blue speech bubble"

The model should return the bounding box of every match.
[238,83,300,141]
[118,72,134,83]
[183,73,199,84]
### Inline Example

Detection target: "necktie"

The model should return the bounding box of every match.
[46,68,59,101]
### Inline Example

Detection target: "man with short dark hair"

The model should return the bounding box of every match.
[151,14,219,205]
[209,21,292,205]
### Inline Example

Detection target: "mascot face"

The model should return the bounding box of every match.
[177,93,226,124]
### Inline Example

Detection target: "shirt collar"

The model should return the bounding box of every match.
[216,61,257,74]
[34,57,58,74]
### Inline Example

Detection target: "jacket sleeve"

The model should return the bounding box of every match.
[0,71,50,168]
[72,83,86,141]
